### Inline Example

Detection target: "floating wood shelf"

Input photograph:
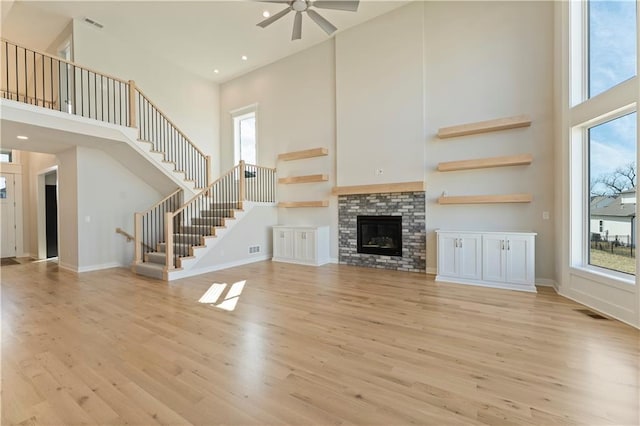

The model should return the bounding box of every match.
[278,201,329,208]
[438,193,533,205]
[437,115,532,139]
[278,148,328,161]
[437,154,533,172]
[278,174,329,184]
[332,181,425,196]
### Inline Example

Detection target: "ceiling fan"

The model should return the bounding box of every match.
[257,0,360,41]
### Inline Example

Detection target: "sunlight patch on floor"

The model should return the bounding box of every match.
[198,280,246,311]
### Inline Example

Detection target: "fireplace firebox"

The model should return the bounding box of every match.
[357,215,402,256]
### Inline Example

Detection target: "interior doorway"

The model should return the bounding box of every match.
[45,172,58,258]
[37,167,58,260]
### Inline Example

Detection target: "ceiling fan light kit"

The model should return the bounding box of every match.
[257,0,360,41]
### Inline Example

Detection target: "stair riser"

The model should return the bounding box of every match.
[200,210,234,218]
[180,225,215,235]
[210,203,241,209]
[191,217,226,226]
[173,234,203,245]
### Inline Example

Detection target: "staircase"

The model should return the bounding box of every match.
[1,38,277,280]
[134,200,243,279]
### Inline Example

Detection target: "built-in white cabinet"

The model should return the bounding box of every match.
[436,230,536,292]
[272,226,330,266]
[437,233,482,281]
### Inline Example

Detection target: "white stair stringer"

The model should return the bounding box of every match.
[134,201,278,281]
[1,99,199,196]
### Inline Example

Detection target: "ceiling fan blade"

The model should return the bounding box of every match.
[292,11,303,40]
[307,9,337,35]
[313,1,359,12]
[257,6,293,28]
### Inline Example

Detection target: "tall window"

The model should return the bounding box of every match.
[233,109,256,165]
[588,0,637,98]
[588,113,637,275]
[570,0,638,279]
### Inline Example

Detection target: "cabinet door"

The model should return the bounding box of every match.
[506,236,534,285]
[295,230,316,262]
[274,229,294,259]
[458,234,482,280]
[483,234,506,283]
[437,233,458,277]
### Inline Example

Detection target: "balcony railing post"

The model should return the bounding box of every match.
[206,155,212,187]
[164,212,175,277]
[128,79,136,128]
[133,212,142,265]
[239,160,246,202]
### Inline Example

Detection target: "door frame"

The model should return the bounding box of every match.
[37,166,58,259]
[0,161,25,257]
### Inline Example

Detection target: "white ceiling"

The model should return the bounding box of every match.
[1,0,408,83]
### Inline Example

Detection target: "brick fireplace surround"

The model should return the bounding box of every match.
[338,191,426,272]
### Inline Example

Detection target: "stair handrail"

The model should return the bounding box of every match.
[163,161,277,271]
[2,37,213,188]
[134,187,183,265]
[135,87,211,189]
[1,37,129,85]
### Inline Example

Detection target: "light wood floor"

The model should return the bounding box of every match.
[2,260,639,425]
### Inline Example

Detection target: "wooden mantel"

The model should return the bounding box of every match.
[332,181,425,196]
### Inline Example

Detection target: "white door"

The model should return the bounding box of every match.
[458,234,482,280]
[483,234,506,283]
[0,173,16,257]
[295,230,316,262]
[274,228,294,259]
[437,233,459,277]
[506,236,533,285]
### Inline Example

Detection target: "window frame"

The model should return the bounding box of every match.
[569,0,638,283]
[230,104,258,166]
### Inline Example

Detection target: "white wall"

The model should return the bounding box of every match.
[335,2,425,186]
[218,1,556,278]
[220,41,338,258]
[75,146,161,271]
[72,19,221,176]
[21,151,57,257]
[423,1,555,281]
[56,147,78,270]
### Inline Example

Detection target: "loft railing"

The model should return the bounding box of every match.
[133,187,183,265]
[136,88,210,189]
[1,39,131,126]
[162,161,277,270]
[1,38,211,189]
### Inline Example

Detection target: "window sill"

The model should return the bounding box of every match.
[570,265,636,291]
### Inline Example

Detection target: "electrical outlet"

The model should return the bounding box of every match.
[249,245,261,254]
[375,168,384,176]
[542,211,550,220]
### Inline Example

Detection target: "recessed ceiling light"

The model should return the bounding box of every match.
[241,55,248,61]
[262,10,271,18]
[214,69,220,74]
[17,135,28,140]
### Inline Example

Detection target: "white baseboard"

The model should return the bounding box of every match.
[58,262,78,272]
[535,278,557,287]
[76,262,123,273]
[435,275,537,293]
[59,261,124,273]
[329,257,339,264]
[168,255,271,281]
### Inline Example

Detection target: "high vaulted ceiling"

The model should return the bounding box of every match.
[1,0,408,83]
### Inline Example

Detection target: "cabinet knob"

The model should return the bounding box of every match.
[507,240,510,250]
[458,238,462,248]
